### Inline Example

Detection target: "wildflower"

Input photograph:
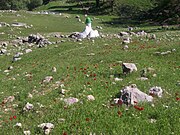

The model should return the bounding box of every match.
[117,111,122,116]
[117,99,123,105]
[9,117,13,121]
[13,116,17,119]
[93,74,96,77]
[86,118,90,122]
[176,97,180,101]
[63,132,68,135]
[134,105,144,111]
[93,78,96,80]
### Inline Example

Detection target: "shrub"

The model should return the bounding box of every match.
[27,0,43,10]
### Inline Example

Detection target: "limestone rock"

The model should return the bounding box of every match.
[64,97,79,105]
[38,123,54,135]
[141,67,156,78]
[119,32,129,36]
[23,130,31,135]
[149,86,163,97]
[25,49,32,54]
[87,95,95,101]
[23,102,34,111]
[118,84,153,105]
[42,76,53,83]
[122,63,137,74]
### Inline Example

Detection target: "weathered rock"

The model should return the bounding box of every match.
[149,86,163,97]
[122,37,131,44]
[2,96,15,104]
[25,49,32,53]
[137,31,147,36]
[114,77,123,81]
[2,42,8,47]
[122,63,137,74]
[141,67,156,78]
[42,76,53,83]
[136,77,149,81]
[38,123,54,135]
[75,15,80,18]
[23,102,34,111]
[14,123,22,128]
[0,49,7,55]
[117,84,153,105]
[12,52,23,62]
[11,22,27,27]
[8,66,13,70]
[52,67,57,72]
[23,130,31,135]
[64,97,79,105]
[87,95,95,101]
[119,32,129,36]
[123,45,129,50]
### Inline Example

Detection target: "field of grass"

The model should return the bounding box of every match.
[0,1,180,135]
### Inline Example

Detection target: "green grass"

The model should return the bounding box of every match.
[0,1,180,135]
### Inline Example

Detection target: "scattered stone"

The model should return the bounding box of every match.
[23,102,34,111]
[123,45,129,50]
[77,38,82,42]
[114,77,123,81]
[0,49,7,55]
[151,34,156,39]
[28,34,52,47]
[25,49,32,54]
[141,67,156,78]
[119,32,129,36]
[58,118,65,123]
[28,93,33,98]
[122,37,131,44]
[149,86,163,97]
[75,15,80,18]
[136,77,149,81]
[12,52,23,62]
[8,66,13,70]
[150,119,157,123]
[2,96,15,104]
[38,123,54,135]
[96,26,103,29]
[137,30,147,36]
[87,95,95,101]
[117,84,153,105]
[2,42,8,47]
[52,67,57,72]
[42,76,53,83]
[14,123,22,128]
[86,53,95,56]
[11,22,27,27]
[23,130,31,135]
[122,63,137,74]
[64,97,79,105]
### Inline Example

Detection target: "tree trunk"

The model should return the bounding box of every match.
[96,0,100,8]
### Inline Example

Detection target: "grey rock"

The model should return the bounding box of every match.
[122,63,137,74]
[149,86,163,97]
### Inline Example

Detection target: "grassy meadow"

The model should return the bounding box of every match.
[0,1,180,135]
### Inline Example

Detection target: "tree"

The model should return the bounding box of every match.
[96,0,100,7]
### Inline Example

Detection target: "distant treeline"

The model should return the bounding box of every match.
[0,0,179,24]
[0,0,53,10]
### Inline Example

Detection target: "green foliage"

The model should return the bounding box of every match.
[113,0,156,17]
[27,0,43,10]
